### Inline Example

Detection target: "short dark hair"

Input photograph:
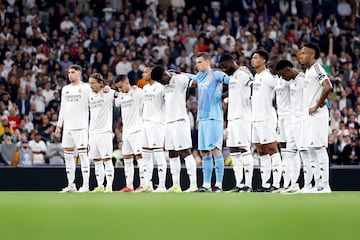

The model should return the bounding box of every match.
[252,49,269,63]
[115,74,128,83]
[219,53,233,64]
[197,52,211,60]
[69,64,82,72]
[276,60,294,71]
[304,42,320,59]
[151,65,164,82]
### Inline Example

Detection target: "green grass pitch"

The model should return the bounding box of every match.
[1,191,359,240]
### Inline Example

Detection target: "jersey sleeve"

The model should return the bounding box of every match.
[185,73,197,81]
[314,63,329,85]
[214,71,230,84]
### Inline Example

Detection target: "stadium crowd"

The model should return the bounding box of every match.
[0,0,360,167]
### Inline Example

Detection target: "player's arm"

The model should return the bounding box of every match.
[309,78,333,114]
[184,73,198,87]
[55,94,65,137]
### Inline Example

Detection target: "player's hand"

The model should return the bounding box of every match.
[309,106,317,115]
[55,126,62,138]
[103,86,111,93]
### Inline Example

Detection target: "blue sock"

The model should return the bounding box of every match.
[214,153,224,184]
[202,155,213,187]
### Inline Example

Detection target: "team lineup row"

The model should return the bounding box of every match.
[55,42,332,194]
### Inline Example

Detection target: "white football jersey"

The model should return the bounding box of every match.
[289,72,306,121]
[57,82,91,130]
[251,69,277,121]
[228,68,253,120]
[115,87,144,135]
[142,81,165,124]
[303,63,329,117]
[89,89,115,134]
[274,75,291,117]
[163,74,192,123]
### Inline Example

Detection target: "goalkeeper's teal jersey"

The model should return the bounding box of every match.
[187,70,229,121]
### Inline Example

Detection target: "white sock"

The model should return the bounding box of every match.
[124,158,134,189]
[142,149,153,187]
[184,154,197,188]
[259,154,271,188]
[231,152,243,188]
[78,150,89,189]
[94,161,105,187]
[313,147,330,187]
[281,148,291,188]
[285,149,297,188]
[104,160,114,189]
[290,151,301,190]
[271,152,282,188]
[64,151,75,186]
[137,158,145,188]
[300,150,313,188]
[309,148,321,188]
[242,151,254,188]
[153,149,167,189]
[170,156,181,187]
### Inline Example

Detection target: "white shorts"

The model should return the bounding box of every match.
[305,115,329,148]
[122,130,143,155]
[252,120,277,144]
[165,120,192,151]
[88,132,113,159]
[62,129,88,149]
[227,118,251,148]
[142,121,165,148]
[292,120,306,150]
[277,115,292,143]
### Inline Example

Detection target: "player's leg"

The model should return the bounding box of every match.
[103,133,115,192]
[150,122,166,192]
[104,158,114,192]
[60,129,76,192]
[122,155,135,192]
[141,124,154,192]
[89,134,104,192]
[299,149,313,193]
[93,159,105,192]
[141,148,153,192]
[62,148,77,192]
[241,147,254,191]
[253,123,270,191]
[210,120,225,192]
[261,120,282,191]
[227,120,244,191]
[121,136,135,192]
[153,148,167,192]
[168,150,181,192]
[308,115,331,193]
[181,149,198,192]
[74,129,90,192]
[164,122,181,192]
[129,131,144,191]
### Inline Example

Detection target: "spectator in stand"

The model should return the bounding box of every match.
[42,81,54,107]
[30,87,46,114]
[16,140,33,167]
[29,132,47,165]
[342,137,360,165]
[0,135,16,166]
[47,132,64,165]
